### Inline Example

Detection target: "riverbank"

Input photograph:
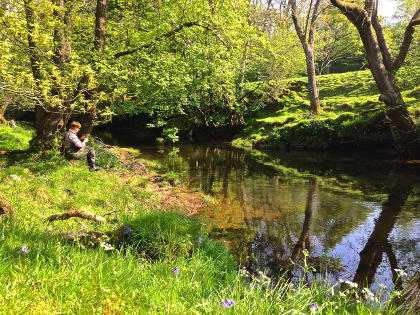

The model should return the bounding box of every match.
[232,68,420,151]
[0,124,403,314]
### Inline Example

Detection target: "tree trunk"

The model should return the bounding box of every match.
[304,45,321,113]
[329,0,420,150]
[25,0,72,150]
[290,0,323,114]
[80,104,97,136]
[80,0,107,135]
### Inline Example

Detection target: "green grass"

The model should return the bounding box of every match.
[0,124,35,151]
[0,125,402,314]
[233,68,420,149]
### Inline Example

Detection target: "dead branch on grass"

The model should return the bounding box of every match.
[47,210,106,223]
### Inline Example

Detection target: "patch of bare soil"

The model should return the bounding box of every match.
[109,147,214,216]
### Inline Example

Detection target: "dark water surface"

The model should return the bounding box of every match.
[95,130,420,291]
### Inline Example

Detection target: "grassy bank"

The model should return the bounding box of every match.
[0,124,401,314]
[232,68,420,150]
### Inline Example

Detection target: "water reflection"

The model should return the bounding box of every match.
[93,131,420,287]
[352,166,414,290]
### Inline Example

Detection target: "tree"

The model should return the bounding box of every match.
[289,0,326,113]
[315,7,364,74]
[330,0,420,151]
[107,0,275,132]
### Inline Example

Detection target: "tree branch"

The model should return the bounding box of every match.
[371,3,393,70]
[289,0,305,42]
[329,0,365,24]
[308,0,323,45]
[114,21,215,59]
[393,9,420,71]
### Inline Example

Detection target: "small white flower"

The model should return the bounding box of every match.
[344,280,358,288]
[362,288,374,298]
[100,243,114,251]
[10,175,21,181]
[394,269,407,276]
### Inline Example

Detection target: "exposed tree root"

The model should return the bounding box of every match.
[47,210,106,223]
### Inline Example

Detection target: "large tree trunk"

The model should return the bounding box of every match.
[80,104,97,136]
[330,0,420,151]
[25,0,73,150]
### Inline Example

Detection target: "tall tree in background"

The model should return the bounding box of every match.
[330,0,420,150]
[289,0,325,113]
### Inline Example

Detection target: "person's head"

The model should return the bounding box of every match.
[69,121,81,132]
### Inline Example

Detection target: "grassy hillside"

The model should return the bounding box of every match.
[233,68,420,150]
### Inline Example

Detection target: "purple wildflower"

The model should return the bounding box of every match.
[196,237,202,243]
[155,233,161,239]
[41,210,46,216]
[221,300,235,308]
[310,303,319,311]
[21,246,27,254]
[173,267,179,275]
[332,270,339,279]
[123,227,131,233]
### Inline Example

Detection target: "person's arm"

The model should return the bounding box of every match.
[68,131,87,148]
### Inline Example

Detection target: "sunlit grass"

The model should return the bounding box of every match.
[234,68,420,149]
[0,126,403,314]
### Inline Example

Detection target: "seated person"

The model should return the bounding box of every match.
[62,121,102,171]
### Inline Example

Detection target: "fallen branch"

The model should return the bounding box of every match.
[73,218,90,230]
[103,210,119,216]
[62,230,111,245]
[0,149,29,155]
[47,210,106,223]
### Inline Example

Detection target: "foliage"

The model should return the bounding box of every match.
[316,7,364,74]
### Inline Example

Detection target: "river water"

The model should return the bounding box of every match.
[95,130,420,291]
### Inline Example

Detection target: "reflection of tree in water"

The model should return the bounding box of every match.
[352,166,415,290]
[244,177,320,280]
[150,144,420,287]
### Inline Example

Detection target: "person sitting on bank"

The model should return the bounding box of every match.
[63,121,102,171]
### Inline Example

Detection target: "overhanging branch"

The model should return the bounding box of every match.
[114,21,217,59]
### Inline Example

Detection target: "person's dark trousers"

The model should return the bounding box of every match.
[65,146,96,167]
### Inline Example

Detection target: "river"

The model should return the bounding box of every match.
[94,130,420,292]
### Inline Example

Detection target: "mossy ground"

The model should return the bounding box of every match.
[232,68,420,150]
